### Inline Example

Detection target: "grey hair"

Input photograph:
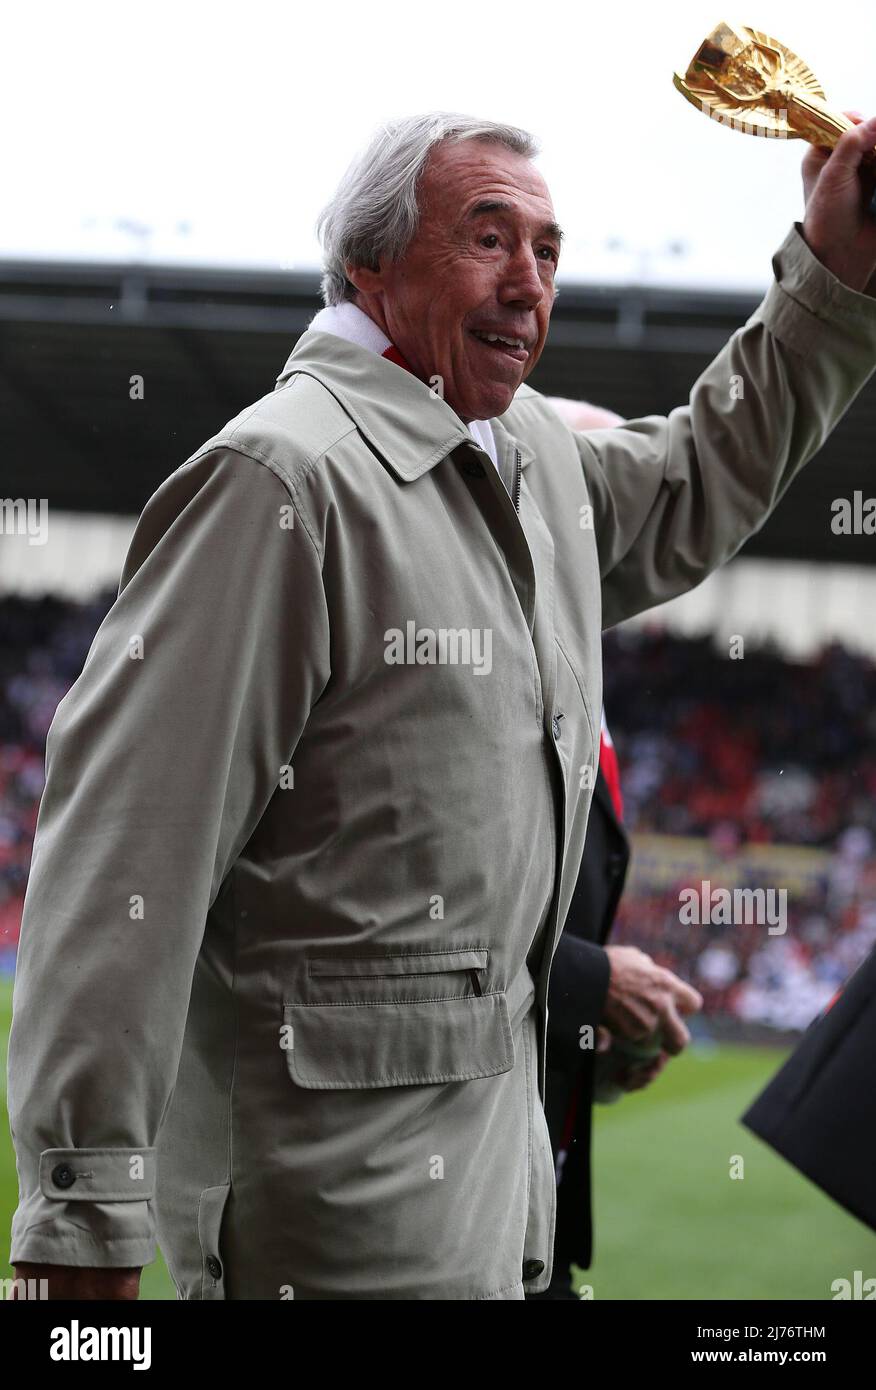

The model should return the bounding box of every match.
[316,112,540,307]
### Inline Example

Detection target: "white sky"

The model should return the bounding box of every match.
[4,0,875,290]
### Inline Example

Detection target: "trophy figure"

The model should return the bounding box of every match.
[674,21,876,215]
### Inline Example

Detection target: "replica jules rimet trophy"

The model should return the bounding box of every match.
[674,21,876,215]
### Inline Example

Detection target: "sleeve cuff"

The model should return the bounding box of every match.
[545,937,612,1069]
[751,221,876,355]
[10,1148,158,1268]
[10,1223,157,1270]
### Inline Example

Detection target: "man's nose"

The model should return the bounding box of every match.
[497,247,545,309]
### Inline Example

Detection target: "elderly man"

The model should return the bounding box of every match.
[9,110,876,1301]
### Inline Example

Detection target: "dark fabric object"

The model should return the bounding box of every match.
[543,771,630,1268]
[742,944,876,1234]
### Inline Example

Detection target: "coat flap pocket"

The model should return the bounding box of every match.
[282,993,513,1089]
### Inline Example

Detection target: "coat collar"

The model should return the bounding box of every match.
[275,329,537,483]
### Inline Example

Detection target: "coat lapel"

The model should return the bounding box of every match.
[280,330,559,724]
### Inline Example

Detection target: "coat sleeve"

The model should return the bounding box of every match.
[7,447,331,1269]
[571,222,876,629]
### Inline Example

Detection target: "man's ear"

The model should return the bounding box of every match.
[345,263,384,295]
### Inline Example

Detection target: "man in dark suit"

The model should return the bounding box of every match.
[527,399,703,1301]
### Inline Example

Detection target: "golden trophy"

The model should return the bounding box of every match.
[674,21,876,215]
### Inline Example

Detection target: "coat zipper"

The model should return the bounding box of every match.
[514,448,521,514]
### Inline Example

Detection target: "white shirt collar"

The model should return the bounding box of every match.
[308,302,394,356]
[307,302,499,469]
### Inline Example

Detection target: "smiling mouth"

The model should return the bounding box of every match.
[469,329,529,363]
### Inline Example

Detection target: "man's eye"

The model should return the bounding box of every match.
[480,234,500,248]
[538,246,559,264]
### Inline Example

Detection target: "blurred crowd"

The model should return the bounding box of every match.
[613,858,876,1032]
[604,627,876,846]
[605,627,876,1031]
[0,589,117,975]
[1,596,875,1032]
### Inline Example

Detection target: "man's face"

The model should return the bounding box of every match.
[358,139,560,423]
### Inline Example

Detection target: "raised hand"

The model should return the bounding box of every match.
[801,110,876,292]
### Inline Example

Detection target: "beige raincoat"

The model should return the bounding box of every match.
[8,223,876,1298]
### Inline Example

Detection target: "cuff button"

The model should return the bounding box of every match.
[522,1258,545,1280]
[205,1256,223,1280]
[51,1163,76,1189]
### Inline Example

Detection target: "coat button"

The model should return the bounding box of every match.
[608,852,625,877]
[205,1256,223,1280]
[522,1258,545,1280]
[51,1163,76,1189]
[462,458,486,478]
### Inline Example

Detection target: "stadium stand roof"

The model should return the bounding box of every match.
[2,258,875,565]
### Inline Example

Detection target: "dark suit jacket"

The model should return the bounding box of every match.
[543,769,630,1268]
